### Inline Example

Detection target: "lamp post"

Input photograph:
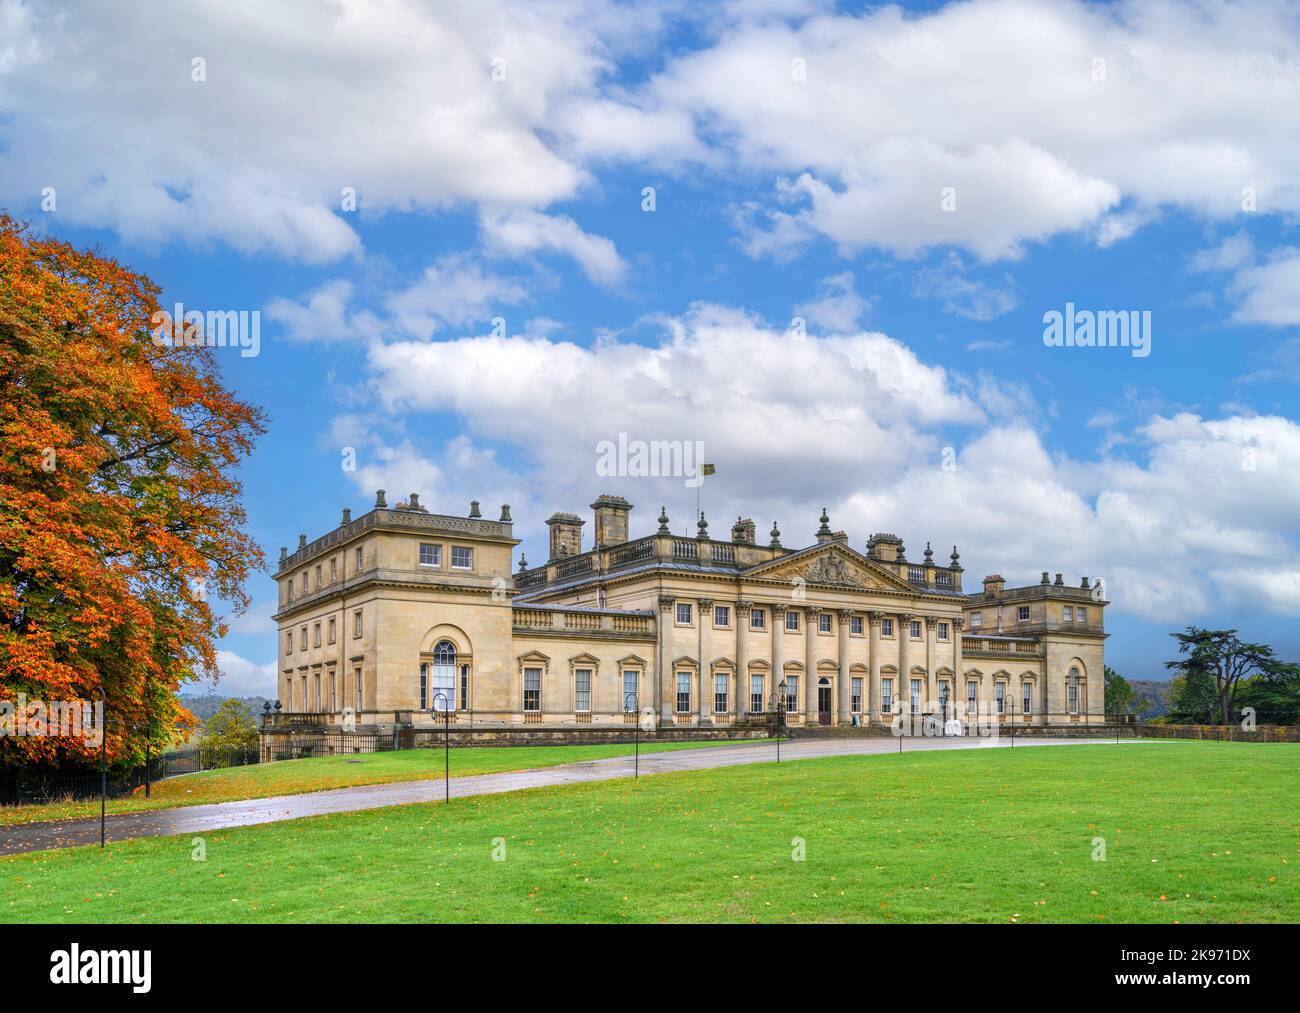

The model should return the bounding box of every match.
[91,685,106,848]
[432,692,450,804]
[771,680,787,763]
[624,692,639,779]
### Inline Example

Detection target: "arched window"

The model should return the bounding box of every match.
[423,640,457,712]
[1068,666,1080,715]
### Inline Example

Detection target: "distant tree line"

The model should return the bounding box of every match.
[1105,627,1300,725]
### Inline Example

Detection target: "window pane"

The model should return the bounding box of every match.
[575,669,591,712]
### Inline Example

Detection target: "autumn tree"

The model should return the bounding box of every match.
[0,214,265,770]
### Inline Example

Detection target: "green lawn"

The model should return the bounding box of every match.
[0,738,762,826]
[2,741,1295,923]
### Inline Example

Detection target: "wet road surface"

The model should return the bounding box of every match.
[0,735,1128,856]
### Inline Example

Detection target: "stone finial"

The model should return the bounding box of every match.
[657,506,670,534]
[375,489,387,508]
[341,507,351,525]
[1054,572,1064,586]
[518,553,528,572]
[769,521,782,549]
[1041,571,1050,584]
[297,534,307,549]
[409,493,420,509]
[500,504,512,523]
[1081,576,1090,589]
[278,546,287,563]
[924,541,933,563]
[697,511,709,539]
[951,545,960,565]
[817,507,832,535]
[897,540,906,560]
[469,500,481,518]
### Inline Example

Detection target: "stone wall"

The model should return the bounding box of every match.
[1139,723,1300,743]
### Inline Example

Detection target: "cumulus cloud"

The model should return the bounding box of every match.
[479,209,628,288]
[192,650,276,697]
[346,307,1300,623]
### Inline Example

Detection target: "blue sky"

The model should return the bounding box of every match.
[2,0,1297,694]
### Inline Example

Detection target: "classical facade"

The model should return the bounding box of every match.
[270,492,1107,733]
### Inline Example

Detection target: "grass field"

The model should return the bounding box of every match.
[1,741,1295,923]
[0,738,762,827]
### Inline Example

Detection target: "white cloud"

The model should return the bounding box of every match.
[632,0,1300,259]
[351,308,1300,623]
[911,255,1018,321]
[194,650,276,697]
[794,271,873,332]
[480,208,628,288]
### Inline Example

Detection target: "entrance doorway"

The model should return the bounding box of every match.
[818,677,832,725]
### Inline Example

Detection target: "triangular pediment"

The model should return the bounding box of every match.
[741,542,914,592]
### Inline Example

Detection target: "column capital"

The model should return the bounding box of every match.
[868,610,887,625]
[657,594,676,612]
[735,599,753,614]
[836,608,854,621]
[802,604,820,616]
[953,617,965,631]
[897,612,915,622]
[697,597,715,609]
[925,615,940,628]
[770,604,788,619]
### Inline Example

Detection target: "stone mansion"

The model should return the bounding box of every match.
[271,492,1107,733]
[271,494,1107,733]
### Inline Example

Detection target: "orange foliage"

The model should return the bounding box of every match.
[0,214,266,768]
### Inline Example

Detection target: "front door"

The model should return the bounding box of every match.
[818,680,832,725]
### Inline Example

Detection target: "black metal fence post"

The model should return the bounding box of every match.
[92,685,106,848]
[624,692,638,779]
[432,692,450,804]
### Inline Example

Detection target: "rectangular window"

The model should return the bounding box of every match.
[420,663,428,710]
[285,632,293,655]
[355,547,363,571]
[714,605,730,627]
[1017,605,1030,622]
[451,546,473,569]
[299,626,307,650]
[1063,605,1074,621]
[355,667,362,712]
[969,612,982,628]
[285,679,292,709]
[328,617,336,644]
[850,615,864,635]
[881,618,894,637]
[523,667,541,712]
[910,678,921,714]
[419,543,441,567]
[676,671,691,714]
[676,602,692,625]
[714,673,729,714]
[851,678,863,714]
[315,565,321,588]
[882,678,893,714]
[967,680,978,713]
[313,622,321,648]
[622,670,638,710]
[1076,607,1087,623]
[785,611,799,631]
[329,671,336,711]
[330,557,337,582]
[314,673,321,711]
[938,621,950,640]
[751,675,764,713]
[301,572,308,594]
[751,608,765,630]
[1023,682,1032,715]
[574,669,592,713]
[353,609,362,638]
[995,682,1005,714]
[460,665,469,710]
[819,613,833,633]
[784,676,798,714]
[909,620,922,639]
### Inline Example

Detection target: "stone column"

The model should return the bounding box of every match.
[868,611,883,723]
[837,609,852,724]
[953,618,964,719]
[657,594,675,722]
[898,613,913,714]
[804,606,818,721]
[770,606,786,713]
[697,598,713,724]
[735,601,751,718]
[925,616,938,707]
